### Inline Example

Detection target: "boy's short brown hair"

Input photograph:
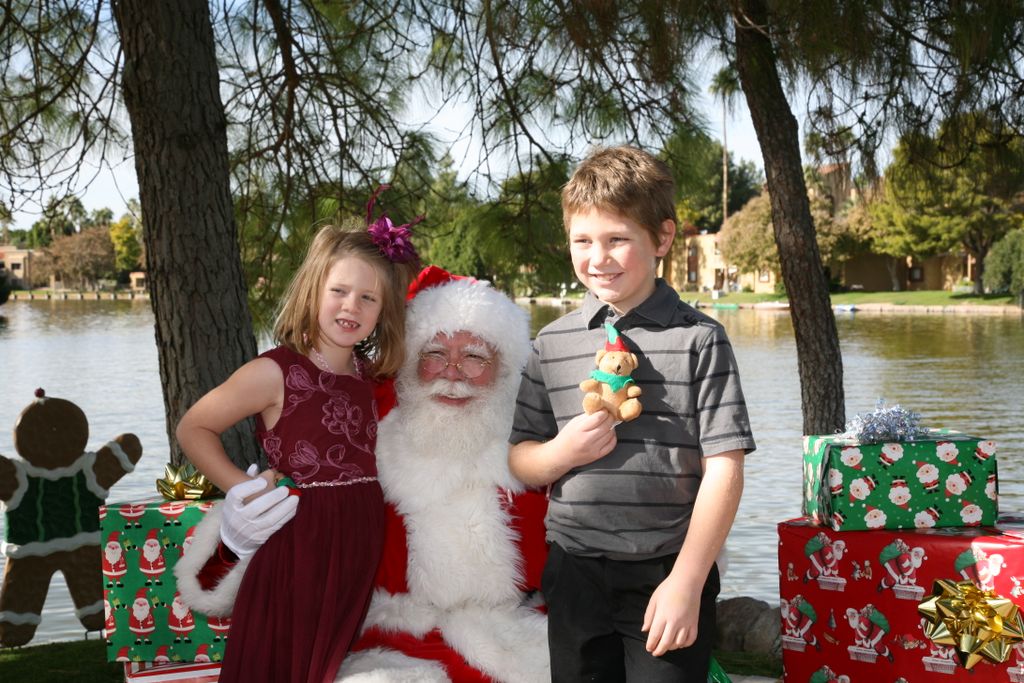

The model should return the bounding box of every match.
[561,145,677,246]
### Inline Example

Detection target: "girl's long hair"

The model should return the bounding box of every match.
[273,220,419,378]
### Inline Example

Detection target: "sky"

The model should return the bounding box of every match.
[7,87,768,231]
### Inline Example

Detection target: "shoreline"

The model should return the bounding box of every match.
[518,296,1023,316]
[6,291,149,301]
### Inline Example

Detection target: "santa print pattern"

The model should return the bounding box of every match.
[100,500,228,664]
[778,516,1024,682]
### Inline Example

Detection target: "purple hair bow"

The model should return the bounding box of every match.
[366,184,422,264]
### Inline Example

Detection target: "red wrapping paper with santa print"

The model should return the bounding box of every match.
[123,660,221,682]
[802,430,998,532]
[99,498,230,664]
[778,516,1024,682]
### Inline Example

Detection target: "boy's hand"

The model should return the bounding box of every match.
[556,410,616,469]
[641,573,701,657]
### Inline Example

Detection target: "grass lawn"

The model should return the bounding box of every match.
[1,639,783,681]
[0,639,122,682]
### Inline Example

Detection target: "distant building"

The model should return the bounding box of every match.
[129,271,148,293]
[669,230,779,295]
[0,245,34,288]
[667,162,973,294]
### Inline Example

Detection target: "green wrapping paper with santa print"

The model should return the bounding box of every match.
[98,498,231,664]
[802,430,998,532]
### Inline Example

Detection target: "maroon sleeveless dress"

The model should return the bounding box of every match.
[219,346,385,683]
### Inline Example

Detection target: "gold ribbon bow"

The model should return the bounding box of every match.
[918,578,1024,669]
[156,462,218,500]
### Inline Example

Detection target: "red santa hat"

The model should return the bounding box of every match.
[403,266,531,382]
[146,529,159,542]
[604,323,629,352]
[107,532,120,544]
[116,646,130,661]
[135,587,149,601]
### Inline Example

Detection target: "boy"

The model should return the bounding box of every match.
[509,145,756,681]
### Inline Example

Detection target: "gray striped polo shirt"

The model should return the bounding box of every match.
[510,280,756,560]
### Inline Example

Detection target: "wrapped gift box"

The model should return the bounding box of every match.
[100,498,230,664]
[802,431,998,531]
[778,516,1024,682]
[123,660,221,682]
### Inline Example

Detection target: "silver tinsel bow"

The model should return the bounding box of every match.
[842,398,925,443]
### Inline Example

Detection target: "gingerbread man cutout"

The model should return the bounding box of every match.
[0,388,143,647]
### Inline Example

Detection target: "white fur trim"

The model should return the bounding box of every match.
[173,504,251,616]
[439,605,549,683]
[336,648,451,682]
[362,590,439,637]
[405,279,530,383]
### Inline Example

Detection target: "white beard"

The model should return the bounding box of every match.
[105,544,121,564]
[386,375,522,494]
[142,542,161,563]
[172,600,189,620]
[132,602,150,622]
[374,375,525,611]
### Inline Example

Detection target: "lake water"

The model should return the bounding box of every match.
[1,300,1022,643]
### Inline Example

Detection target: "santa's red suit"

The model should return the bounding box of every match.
[176,272,549,682]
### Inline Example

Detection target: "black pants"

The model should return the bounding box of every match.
[542,542,720,683]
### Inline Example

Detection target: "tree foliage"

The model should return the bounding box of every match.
[984,229,1024,300]
[109,213,142,274]
[662,126,762,233]
[719,181,863,277]
[718,193,777,274]
[36,226,115,290]
[873,114,1024,293]
[7,0,1024,439]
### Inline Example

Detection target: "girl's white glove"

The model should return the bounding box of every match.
[219,464,299,557]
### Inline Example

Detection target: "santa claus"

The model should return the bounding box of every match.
[177,268,548,682]
[167,591,195,643]
[102,531,127,588]
[128,587,155,645]
[138,528,166,585]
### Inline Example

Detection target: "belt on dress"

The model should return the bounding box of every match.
[295,476,378,489]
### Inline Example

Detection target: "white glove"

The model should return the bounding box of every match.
[220,464,299,558]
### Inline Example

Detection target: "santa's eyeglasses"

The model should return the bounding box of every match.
[418,351,493,379]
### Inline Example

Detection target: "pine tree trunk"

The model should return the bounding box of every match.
[112,0,260,467]
[731,0,846,434]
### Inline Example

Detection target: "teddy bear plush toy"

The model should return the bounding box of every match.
[579,323,643,422]
[0,388,143,647]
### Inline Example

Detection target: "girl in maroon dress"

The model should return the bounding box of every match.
[177,203,419,682]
